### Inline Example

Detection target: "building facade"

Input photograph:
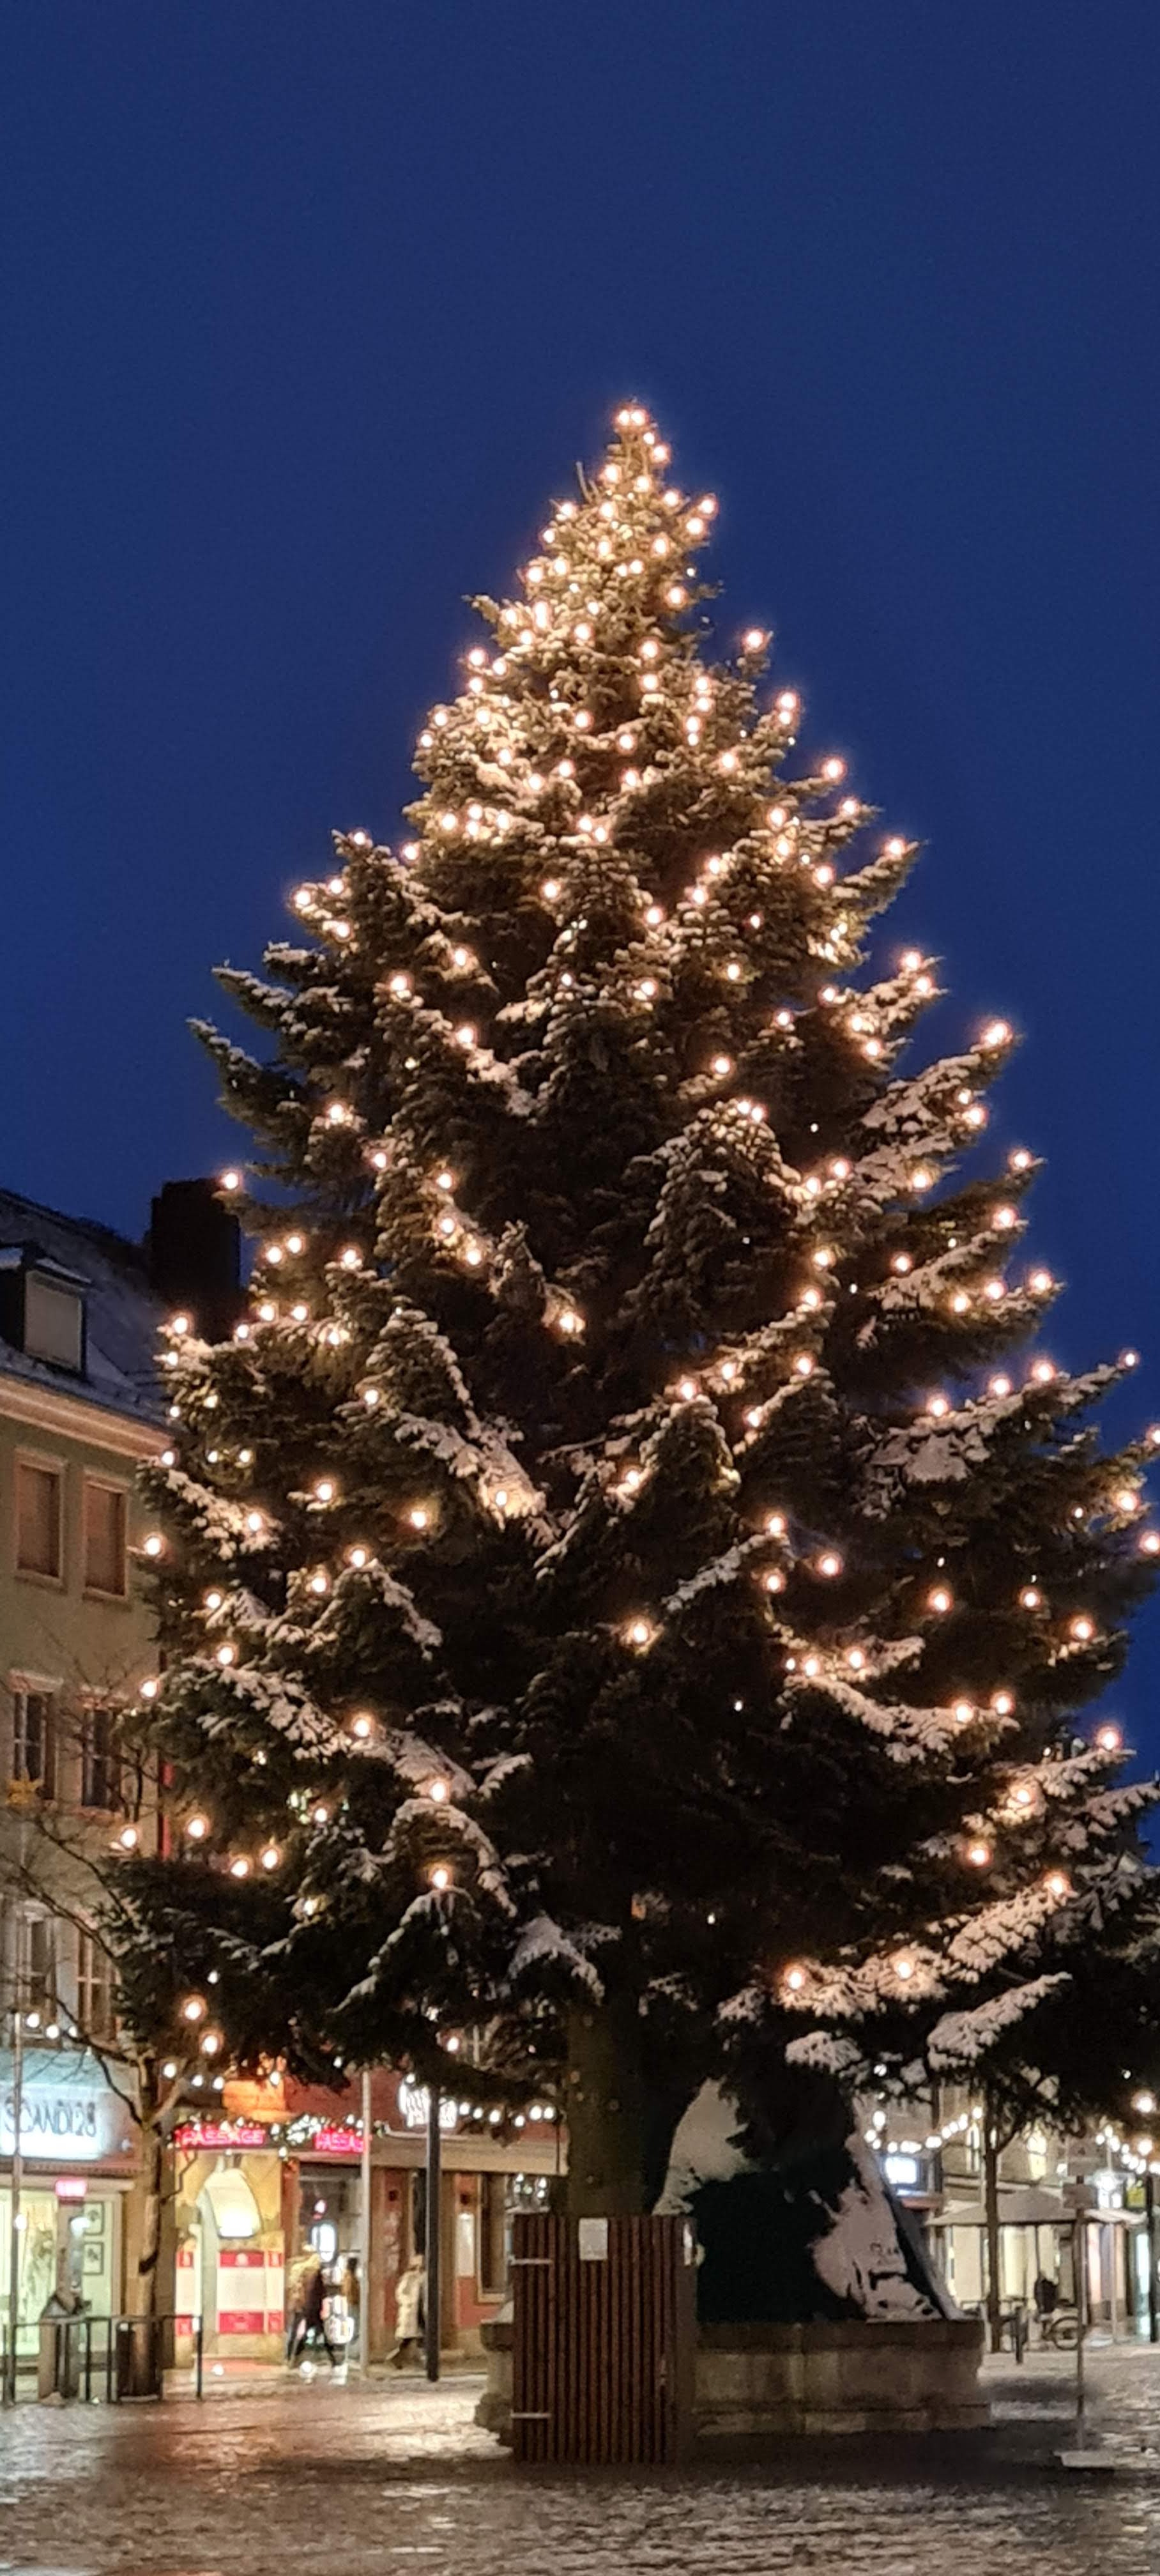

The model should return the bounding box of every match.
[0,1181,236,2371]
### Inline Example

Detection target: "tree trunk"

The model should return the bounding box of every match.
[565,1997,648,2216]
[982,2097,1003,2356]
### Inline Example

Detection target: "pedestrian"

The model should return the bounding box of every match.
[340,2253,360,2356]
[1034,2272,1059,2321]
[291,2258,341,2368]
[285,2252,312,2365]
[390,2254,425,2368]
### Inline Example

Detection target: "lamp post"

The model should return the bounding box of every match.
[424,2084,441,2384]
[358,2067,373,2367]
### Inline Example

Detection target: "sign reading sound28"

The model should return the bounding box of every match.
[0,2049,134,2165]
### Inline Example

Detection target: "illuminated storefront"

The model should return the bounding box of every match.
[0,2046,139,2366]
[167,2071,562,2364]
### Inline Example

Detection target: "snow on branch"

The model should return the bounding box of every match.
[926,1977,1069,2070]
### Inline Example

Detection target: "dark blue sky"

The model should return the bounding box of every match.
[4,4,1159,1744]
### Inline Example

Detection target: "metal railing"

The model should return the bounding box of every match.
[1,2312,202,2404]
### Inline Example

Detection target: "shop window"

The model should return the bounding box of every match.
[82,1480,127,1599]
[11,1688,57,1798]
[77,1928,116,2041]
[15,1459,62,1581]
[80,1706,121,1812]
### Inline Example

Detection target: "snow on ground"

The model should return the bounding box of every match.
[3,2345,1160,2574]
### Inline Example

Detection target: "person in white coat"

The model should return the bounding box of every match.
[390,2255,425,2367]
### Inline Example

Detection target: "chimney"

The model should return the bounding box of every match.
[148,1179,243,1343]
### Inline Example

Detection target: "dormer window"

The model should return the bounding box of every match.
[25,1271,85,1372]
[0,1247,88,1376]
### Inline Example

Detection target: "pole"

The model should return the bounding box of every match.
[1147,2173,1159,2345]
[424,2083,441,2384]
[4,2007,24,2407]
[1074,2215,1087,2434]
[982,2101,1003,2354]
[359,2067,373,2369]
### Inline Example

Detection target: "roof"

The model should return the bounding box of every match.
[0,1186,165,1426]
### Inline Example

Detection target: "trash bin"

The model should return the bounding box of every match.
[115,2314,162,2398]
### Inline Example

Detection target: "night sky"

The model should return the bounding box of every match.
[5,4,1160,1748]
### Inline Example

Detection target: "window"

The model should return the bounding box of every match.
[81,1706,120,1812]
[24,1273,84,1372]
[478,2171,508,2296]
[20,1910,57,2014]
[12,1689,57,1798]
[77,1928,116,2041]
[83,1480,126,1598]
[15,1458,62,1580]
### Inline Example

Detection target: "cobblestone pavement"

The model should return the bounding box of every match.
[3,2344,1160,2574]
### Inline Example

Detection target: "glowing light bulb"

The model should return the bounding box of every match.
[892,1955,915,1982]
[430,1866,452,1892]
[1044,1870,1071,1899]
[784,1965,807,1993]
[314,1478,335,1504]
[763,1569,785,1594]
[794,1354,814,1377]
[818,1552,843,1578]
[312,1803,330,1826]
[966,1841,991,1868]
[347,1545,369,1570]
[625,1617,653,1650]
[1030,1269,1053,1295]
[142,1532,164,1559]
[991,1690,1014,1717]
[847,1647,866,1672]
[230,1857,249,1879]
[1031,1360,1055,1385]
[350,1713,374,1740]
[927,1586,952,1614]
[952,1700,973,1726]
[927,1394,950,1419]
[950,1292,970,1315]
[1071,1615,1095,1643]
[221,1170,241,1193]
[989,1374,1012,1397]
[711,1052,733,1077]
[181,1995,207,2023]
[215,1643,236,1667]
[408,1506,431,1532]
[261,1846,280,1871]
[455,1023,477,1048]
[1019,1587,1042,1611]
[1097,1724,1122,1752]
[557,1308,583,1337]
[802,1655,821,1679]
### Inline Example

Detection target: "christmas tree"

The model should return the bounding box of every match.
[114,404,1160,2215]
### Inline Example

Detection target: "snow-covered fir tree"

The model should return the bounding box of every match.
[113,404,1160,2213]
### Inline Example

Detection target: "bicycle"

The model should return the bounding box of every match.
[1038,2303,1080,2349]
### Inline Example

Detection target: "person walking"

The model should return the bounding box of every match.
[389,2254,425,2368]
[290,2258,340,2368]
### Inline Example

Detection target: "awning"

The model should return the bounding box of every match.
[933,2191,1141,2228]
